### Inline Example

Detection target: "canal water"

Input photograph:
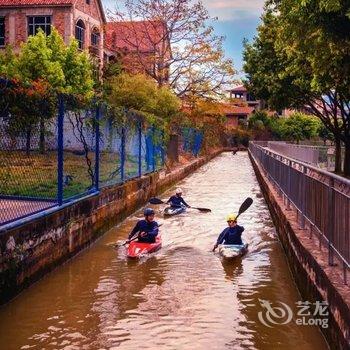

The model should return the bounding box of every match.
[0,152,328,350]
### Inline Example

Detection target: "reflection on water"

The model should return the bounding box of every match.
[0,153,328,350]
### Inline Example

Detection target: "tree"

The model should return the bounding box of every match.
[243,2,350,175]
[109,0,235,98]
[104,72,180,130]
[181,95,227,148]
[278,113,321,143]
[319,124,335,145]
[248,110,280,140]
[0,28,95,154]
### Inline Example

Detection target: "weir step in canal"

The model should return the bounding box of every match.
[0,152,328,349]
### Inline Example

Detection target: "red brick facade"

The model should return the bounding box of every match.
[0,1,171,77]
[0,0,105,64]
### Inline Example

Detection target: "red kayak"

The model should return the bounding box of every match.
[127,235,162,259]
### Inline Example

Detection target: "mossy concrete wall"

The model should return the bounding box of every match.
[0,149,222,305]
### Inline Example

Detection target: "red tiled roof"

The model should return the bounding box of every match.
[230,85,247,93]
[222,104,255,115]
[105,20,167,53]
[0,0,72,5]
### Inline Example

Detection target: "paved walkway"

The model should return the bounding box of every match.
[0,199,57,226]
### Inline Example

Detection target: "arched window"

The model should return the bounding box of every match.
[75,20,85,49]
[91,27,100,47]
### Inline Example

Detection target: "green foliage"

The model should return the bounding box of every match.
[0,28,94,99]
[63,39,94,98]
[103,60,123,79]
[248,111,271,129]
[0,46,18,78]
[248,110,280,140]
[247,110,321,142]
[243,11,309,111]
[0,28,95,154]
[319,123,335,143]
[243,0,350,174]
[104,72,181,131]
[277,113,321,142]
[17,30,65,89]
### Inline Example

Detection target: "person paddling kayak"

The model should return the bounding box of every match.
[127,208,159,244]
[167,188,191,209]
[212,214,245,251]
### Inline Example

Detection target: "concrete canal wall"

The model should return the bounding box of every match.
[249,151,350,350]
[0,149,223,305]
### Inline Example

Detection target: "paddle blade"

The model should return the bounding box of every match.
[149,197,165,205]
[238,197,253,215]
[193,207,211,213]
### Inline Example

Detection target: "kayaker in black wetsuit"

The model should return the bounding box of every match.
[167,188,191,208]
[212,214,245,251]
[127,208,159,244]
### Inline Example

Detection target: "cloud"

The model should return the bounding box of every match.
[202,0,264,20]
[103,0,265,21]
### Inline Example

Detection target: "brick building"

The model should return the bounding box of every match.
[105,20,171,84]
[0,1,172,79]
[228,85,263,110]
[0,0,106,63]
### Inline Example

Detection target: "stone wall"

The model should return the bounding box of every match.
[0,149,222,305]
[249,151,350,350]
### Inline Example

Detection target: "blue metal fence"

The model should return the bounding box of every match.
[0,84,205,227]
[182,127,204,157]
[0,96,166,227]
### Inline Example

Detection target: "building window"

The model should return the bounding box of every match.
[0,17,4,46]
[75,20,85,49]
[28,16,51,36]
[91,29,100,47]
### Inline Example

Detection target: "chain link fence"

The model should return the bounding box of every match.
[0,92,171,226]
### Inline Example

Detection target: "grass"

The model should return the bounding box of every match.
[0,150,155,199]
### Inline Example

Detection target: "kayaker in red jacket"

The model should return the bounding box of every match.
[212,214,245,251]
[167,188,191,208]
[128,208,159,244]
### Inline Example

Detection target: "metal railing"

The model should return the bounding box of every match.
[249,141,350,284]
[267,141,321,164]
[266,141,344,171]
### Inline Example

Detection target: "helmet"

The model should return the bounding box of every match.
[144,208,155,216]
[175,188,183,194]
[226,214,237,222]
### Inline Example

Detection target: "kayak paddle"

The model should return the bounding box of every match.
[235,197,253,220]
[115,234,138,247]
[149,197,211,213]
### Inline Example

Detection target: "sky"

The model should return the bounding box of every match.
[102,0,265,77]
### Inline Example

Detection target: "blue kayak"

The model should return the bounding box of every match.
[218,243,248,259]
[163,206,186,217]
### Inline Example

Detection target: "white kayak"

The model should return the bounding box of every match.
[218,244,248,259]
[163,206,186,217]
